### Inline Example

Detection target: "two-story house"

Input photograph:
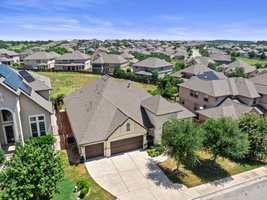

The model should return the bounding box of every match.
[179,75,262,118]
[0,49,20,65]
[24,51,60,70]
[0,64,53,147]
[55,51,91,71]
[92,54,128,74]
[133,57,173,78]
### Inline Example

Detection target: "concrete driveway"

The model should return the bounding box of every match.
[85,150,188,200]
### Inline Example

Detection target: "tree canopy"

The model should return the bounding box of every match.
[0,135,64,200]
[201,117,249,162]
[162,119,203,167]
[238,113,267,160]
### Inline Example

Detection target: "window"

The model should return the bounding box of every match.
[29,115,47,137]
[204,94,209,102]
[253,98,257,105]
[126,123,130,131]
[0,93,3,102]
[190,90,199,98]
[2,110,12,122]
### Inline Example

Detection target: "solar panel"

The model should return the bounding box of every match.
[0,64,13,78]
[19,70,35,83]
[197,71,219,81]
[3,72,22,91]
[19,82,32,95]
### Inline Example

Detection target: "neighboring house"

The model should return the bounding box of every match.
[63,76,194,159]
[133,57,173,77]
[55,51,91,71]
[120,52,139,64]
[92,54,128,74]
[250,73,267,111]
[223,60,257,77]
[174,49,188,60]
[207,48,231,64]
[189,56,215,67]
[0,64,53,146]
[0,49,20,65]
[171,64,227,80]
[24,51,60,70]
[197,98,264,121]
[179,76,261,113]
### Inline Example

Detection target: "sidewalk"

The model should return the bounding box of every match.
[179,166,267,200]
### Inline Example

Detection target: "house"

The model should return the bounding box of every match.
[174,49,188,60]
[207,48,231,64]
[223,60,257,77]
[171,64,227,80]
[179,76,261,113]
[190,56,215,66]
[92,54,128,74]
[63,76,194,159]
[55,51,91,71]
[133,57,173,77]
[250,73,267,111]
[197,98,264,121]
[120,52,139,64]
[0,64,53,146]
[24,51,60,70]
[0,49,20,65]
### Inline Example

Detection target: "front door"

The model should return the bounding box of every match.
[4,125,15,143]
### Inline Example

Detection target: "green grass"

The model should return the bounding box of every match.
[38,72,156,99]
[159,151,266,188]
[53,151,115,200]
[237,57,267,66]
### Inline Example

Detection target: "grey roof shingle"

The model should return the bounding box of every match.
[179,76,260,98]
[250,73,267,95]
[55,51,90,60]
[133,57,173,69]
[225,60,256,74]
[197,98,261,119]
[24,51,59,60]
[93,54,127,64]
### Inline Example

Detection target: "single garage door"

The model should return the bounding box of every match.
[85,143,104,159]
[111,136,143,155]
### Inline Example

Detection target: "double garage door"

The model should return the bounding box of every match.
[85,136,143,159]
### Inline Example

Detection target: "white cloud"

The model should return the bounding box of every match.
[83,15,112,26]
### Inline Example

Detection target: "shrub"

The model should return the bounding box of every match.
[146,143,165,157]
[0,148,5,164]
[80,156,85,163]
[77,179,90,198]
[30,134,55,146]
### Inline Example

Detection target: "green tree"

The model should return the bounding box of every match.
[157,75,183,97]
[0,136,64,200]
[249,51,256,58]
[201,117,249,163]
[227,68,247,78]
[238,113,267,160]
[162,119,202,168]
[151,70,159,84]
[260,52,266,60]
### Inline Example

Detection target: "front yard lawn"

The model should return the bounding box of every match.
[38,72,156,100]
[53,151,115,200]
[159,151,266,188]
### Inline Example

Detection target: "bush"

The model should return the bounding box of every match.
[77,179,90,198]
[30,134,55,146]
[0,148,5,164]
[146,143,165,157]
[80,156,85,163]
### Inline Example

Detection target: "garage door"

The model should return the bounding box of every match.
[85,143,104,159]
[111,136,143,155]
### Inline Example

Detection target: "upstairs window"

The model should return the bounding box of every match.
[190,90,199,98]
[126,123,130,131]
[29,115,47,137]
[204,94,209,102]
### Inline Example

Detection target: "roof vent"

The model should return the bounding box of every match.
[127,83,131,88]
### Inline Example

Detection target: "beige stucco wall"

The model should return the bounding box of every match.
[19,93,52,140]
[259,94,267,110]
[179,86,226,112]
[81,118,147,159]
[145,109,179,144]
[24,59,55,69]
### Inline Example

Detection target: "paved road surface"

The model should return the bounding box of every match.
[207,179,267,200]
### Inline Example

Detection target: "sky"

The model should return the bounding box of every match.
[0,0,267,41]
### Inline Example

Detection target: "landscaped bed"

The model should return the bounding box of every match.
[159,151,266,188]
[53,150,115,200]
